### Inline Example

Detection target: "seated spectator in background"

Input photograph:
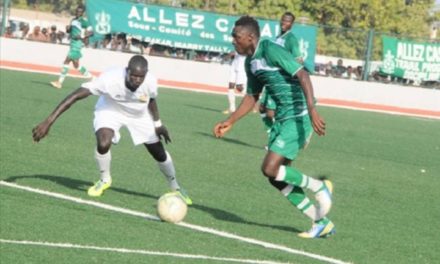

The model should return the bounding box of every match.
[126,36,144,54]
[345,66,356,80]
[56,30,66,44]
[27,26,48,42]
[49,25,58,43]
[41,27,49,40]
[3,27,14,38]
[333,59,346,78]
[325,61,333,76]
[355,66,363,80]
[13,23,29,39]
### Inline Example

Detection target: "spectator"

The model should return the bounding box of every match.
[126,36,144,54]
[345,66,356,80]
[56,30,66,44]
[325,61,333,76]
[3,26,14,38]
[41,27,49,40]
[355,66,363,80]
[27,26,48,42]
[185,49,196,60]
[13,23,29,39]
[333,59,346,78]
[49,25,58,44]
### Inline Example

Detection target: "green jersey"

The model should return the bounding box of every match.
[246,39,307,121]
[70,17,91,49]
[275,31,302,60]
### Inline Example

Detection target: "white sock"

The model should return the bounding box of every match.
[158,151,180,190]
[300,176,323,193]
[227,89,236,112]
[58,64,69,84]
[297,197,319,221]
[95,150,111,183]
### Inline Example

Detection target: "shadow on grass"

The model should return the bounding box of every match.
[196,131,264,150]
[184,104,223,113]
[3,174,301,233]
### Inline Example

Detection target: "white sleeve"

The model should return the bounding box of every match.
[82,75,107,95]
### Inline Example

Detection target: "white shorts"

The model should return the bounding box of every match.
[229,69,247,85]
[93,109,159,145]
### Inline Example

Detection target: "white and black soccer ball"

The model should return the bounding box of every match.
[157,192,187,223]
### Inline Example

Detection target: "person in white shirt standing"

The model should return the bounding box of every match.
[223,51,247,114]
[32,55,192,205]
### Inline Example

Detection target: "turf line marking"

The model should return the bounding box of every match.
[0,239,292,264]
[0,181,351,264]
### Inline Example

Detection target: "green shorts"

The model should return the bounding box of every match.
[67,48,82,60]
[268,116,313,160]
[259,89,276,110]
[67,40,84,60]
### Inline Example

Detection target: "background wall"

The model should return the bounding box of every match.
[1,37,439,116]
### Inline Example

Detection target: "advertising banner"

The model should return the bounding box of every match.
[86,0,316,68]
[381,36,440,82]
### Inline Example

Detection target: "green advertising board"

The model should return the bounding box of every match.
[381,36,440,82]
[86,0,316,69]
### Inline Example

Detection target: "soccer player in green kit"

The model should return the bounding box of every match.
[260,12,304,133]
[214,16,335,238]
[51,5,93,89]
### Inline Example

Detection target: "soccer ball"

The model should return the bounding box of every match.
[157,192,188,223]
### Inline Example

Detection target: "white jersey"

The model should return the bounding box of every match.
[231,52,246,73]
[82,67,158,117]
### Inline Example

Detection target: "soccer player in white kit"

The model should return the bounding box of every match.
[32,55,192,205]
[223,51,247,114]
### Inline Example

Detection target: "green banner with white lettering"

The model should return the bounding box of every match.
[380,36,440,82]
[86,0,316,68]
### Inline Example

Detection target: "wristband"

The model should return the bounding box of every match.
[154,120,162,127]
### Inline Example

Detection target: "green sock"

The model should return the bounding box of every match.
[276,165,323,192]
[276,166,303,186]
[79,66,91,78]
[285,186,318,221]
[315,217,329,224]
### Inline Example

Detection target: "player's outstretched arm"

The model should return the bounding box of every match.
[213,94,258,138]
[296,69,326,136]
[32,88,92,142]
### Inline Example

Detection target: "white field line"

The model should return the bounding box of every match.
[0,239,292,264]
[0,181,351,264]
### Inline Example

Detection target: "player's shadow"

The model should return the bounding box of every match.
[4,175,300,233]
[184,104,223,113]
[195,131,263,150]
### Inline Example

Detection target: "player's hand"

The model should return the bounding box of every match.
[309,108,326,136]
[32,120,51,143]
[213,121,233,138]
[155,126,172,144]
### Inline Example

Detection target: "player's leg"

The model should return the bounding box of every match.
[263,119,334,236]
[224,81,236,114]
[88,127,114,197]
[144,142,192,205]
[87,110,122,197]
[262,151,334,238]
[74,58,93,79]
[127,115,192,204]
[50,56,71,89]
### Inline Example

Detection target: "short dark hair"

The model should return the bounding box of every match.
[283,12,296,22]
[234,15,260,38]
[128,55,148,70]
